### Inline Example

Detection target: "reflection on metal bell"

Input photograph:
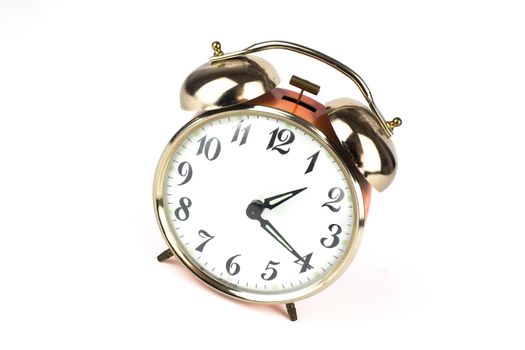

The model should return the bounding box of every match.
[180,55,280,111]
[327,98,398,192]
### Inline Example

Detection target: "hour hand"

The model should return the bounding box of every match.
[261,187,307,210]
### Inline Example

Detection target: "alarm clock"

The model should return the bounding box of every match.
[153,41,401,321]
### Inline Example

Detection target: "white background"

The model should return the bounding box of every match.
[1,1,524,349]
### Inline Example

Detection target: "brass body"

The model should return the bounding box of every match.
[154,40,401,307]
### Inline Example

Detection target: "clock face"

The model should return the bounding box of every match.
[155,108,362,303]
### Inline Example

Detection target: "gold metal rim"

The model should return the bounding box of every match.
[153,105,366,304]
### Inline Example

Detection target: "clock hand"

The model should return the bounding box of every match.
[246,201,313,271]
[260,187,307,210]
[260,218,303,261]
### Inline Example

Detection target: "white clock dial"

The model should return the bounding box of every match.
[159,109,359,299]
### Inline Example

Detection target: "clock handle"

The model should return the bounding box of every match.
[209,40,399,138]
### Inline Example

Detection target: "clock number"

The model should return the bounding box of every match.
[320,224,342,248]
[266,127,295,154]
[195,229,215,252]
[174,197,192,221]
[226,254,241,276]
[231,121,251,146]
[260,260,280,281]
[197,135,221,161]
[294,252,313,273]
[305,150,320,174]
[177,161,193,185]
[322,187,345,212]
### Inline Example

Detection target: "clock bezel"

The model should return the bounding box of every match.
[153,104,366,304]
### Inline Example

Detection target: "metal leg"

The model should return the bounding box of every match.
[286,303,298,321]
[157,249,174,262]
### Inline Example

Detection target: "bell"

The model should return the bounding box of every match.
[327,98,398,192]
[180,55,280,111]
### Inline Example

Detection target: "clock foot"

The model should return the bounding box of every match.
[157,249,174,262]
[286,303,298,321]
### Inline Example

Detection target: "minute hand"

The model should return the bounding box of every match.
[261,187,307,210]
[258,218,304,261]
[246,201,313,271]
